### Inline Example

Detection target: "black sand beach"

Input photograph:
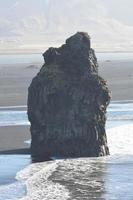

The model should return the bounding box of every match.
[0,126,30,154]
[99,60,133,100]
[0,60,133,154]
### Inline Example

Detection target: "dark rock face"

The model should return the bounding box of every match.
[28,32,111,162]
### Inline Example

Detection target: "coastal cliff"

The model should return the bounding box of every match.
[28,32,111,162]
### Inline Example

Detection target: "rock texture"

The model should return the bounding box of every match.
[28,32,111,162]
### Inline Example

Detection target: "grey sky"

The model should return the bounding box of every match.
[102,0,133,26]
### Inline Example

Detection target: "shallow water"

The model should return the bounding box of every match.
[0,101,133,200]
[1,101,133,127]
[0,110,29,126]
[0,155,30,200]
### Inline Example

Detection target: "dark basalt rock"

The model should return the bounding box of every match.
[28,32,111,162]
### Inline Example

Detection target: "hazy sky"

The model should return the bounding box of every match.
[0,0,133,52]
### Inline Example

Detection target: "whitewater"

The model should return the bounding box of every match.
[0,101,133,199]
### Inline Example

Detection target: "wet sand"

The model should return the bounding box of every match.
[0,60,133,153]
[99,60,133,100]
[0,126,30,154]
[0,61,133,107]
[0,63,41,107]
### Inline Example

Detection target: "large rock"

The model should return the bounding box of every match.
[28,32,111,162]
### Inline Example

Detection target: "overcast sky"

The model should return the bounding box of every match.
[0,0,133,52]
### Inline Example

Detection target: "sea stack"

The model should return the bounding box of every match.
[28,32,111,162]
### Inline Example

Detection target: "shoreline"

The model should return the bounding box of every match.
[0,57,133,155]
[0,99,133,155]
[0,148,30,155]
[0,55,133,199]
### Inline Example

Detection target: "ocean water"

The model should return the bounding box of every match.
[0,54,44,65]
[0,110,29,126]
[0,101,133,199]
[0,52,133,65]
[0,155,30,200]
[0,102,133,127]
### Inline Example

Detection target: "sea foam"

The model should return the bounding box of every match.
[17,122,133,200]
[16,161,70,200]
[107,124,133,155]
